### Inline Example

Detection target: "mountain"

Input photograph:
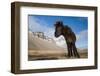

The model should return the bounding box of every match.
[28,31,66,51]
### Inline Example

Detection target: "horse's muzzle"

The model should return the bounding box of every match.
[54,32,60,38]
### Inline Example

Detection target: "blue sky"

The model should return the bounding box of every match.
[28,15,88,49]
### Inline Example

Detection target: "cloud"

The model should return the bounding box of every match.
[29,16,54,38]
[76,30,88,40]
[76,30,88,48]
[53,36,67,48]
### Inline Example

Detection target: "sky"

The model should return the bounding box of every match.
[28,15,88,49]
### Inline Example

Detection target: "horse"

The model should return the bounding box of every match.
[54,21,80,58]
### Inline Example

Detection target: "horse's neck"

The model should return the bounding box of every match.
[62,26,71,34]
[64,26,72,31]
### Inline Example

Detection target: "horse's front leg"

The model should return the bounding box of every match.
[67,43,71,58]
[69,43,73,57]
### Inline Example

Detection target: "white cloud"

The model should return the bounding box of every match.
[76,30,88,48]
[76,30,88,40]
[53,36,67,48]
[29,16,54,38]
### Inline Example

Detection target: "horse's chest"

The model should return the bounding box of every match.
[64,33,76,43]
[66,37,73,42]
[62,27,76,43]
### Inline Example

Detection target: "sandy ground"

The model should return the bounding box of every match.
[28,50,88,60]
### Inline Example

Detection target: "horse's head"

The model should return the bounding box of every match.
[54,21,63,37]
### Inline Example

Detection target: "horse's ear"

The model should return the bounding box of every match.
[60,21,63,26]
[54,23,56,27]
[54,21,63,27]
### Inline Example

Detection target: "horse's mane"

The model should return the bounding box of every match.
[64,25,72,32]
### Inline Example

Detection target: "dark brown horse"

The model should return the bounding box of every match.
[54,21,80,58]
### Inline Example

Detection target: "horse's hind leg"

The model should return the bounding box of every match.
[72,43,80,58]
